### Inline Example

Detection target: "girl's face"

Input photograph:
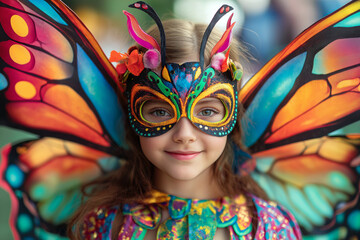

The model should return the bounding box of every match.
[139,97,227,181]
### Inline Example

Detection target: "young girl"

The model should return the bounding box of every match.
[68,3,302,240]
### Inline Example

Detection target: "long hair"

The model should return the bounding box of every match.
[68,19,267,239]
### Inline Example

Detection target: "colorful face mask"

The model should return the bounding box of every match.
[126,62,238,137]
[112,1,243,137]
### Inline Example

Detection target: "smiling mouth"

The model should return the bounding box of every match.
[165,151,201,161]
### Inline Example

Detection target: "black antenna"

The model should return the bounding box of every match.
[129,1,166,67]
[199,5,233,69]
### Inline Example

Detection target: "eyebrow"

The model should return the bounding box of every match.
[196,98,223,104]
[145,99,171,106]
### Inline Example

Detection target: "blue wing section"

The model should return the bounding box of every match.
[28,0,68,25]
[334,11,360,27]
[0,73,7,90]
[77,45,126,147]
[241,53,307,147]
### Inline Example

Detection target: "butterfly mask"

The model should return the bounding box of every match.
[110,2,242,137]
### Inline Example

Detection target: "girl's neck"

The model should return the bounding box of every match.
[153,166,224,199]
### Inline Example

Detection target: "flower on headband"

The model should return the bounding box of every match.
[109,48,144,76]
[211,48,242,81]
[211,48,230,73]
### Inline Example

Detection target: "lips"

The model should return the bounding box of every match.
[165,151,201,160]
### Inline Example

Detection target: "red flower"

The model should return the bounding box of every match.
[115,63,127,75]
[109,49,144,76]
[126,49,144,76]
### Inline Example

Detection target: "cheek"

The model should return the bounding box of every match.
[139,136,164,163]
[139,137,149,150]
[206,136,227,155]
[139,137,153,160]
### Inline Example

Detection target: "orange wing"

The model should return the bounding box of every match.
[236,1,360,238]
[0,138,124,239]
[240,1,360,151]
[0,0,126,155]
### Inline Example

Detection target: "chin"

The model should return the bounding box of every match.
[166,167,206,181]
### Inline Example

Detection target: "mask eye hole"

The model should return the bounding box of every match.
[162,67,171,82]
[193,97,226,123]
[188,83,235,127]
[131,85,178,128]
[141,99,175,123]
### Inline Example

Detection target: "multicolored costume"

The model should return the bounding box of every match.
[82,191,301,240]
[0,0,359,239]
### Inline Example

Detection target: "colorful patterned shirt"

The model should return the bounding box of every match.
[82,191,301,239]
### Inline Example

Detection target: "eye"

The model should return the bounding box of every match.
[198,109,218,117]
[193,98,225,122]
[141,99,175,123]
[151,109,171,117]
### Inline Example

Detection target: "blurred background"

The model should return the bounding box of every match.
[0,0,352,239]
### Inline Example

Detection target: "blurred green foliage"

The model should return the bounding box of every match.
[63,0,175,29]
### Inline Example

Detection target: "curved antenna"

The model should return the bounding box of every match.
[129,1,166,66]
[199,5,233,69]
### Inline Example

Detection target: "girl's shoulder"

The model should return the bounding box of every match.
[250,195,302,239]
[82,205,119,239]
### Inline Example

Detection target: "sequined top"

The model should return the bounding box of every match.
[82,191,301,239]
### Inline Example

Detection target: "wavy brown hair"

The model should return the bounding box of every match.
[68,19,267,239]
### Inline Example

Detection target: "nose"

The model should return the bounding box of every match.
[171,117,197,144]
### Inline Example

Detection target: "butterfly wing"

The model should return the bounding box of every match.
[251,136,360,238]
[238,1,360,238]
[240,1,360,151]
[0,138,123,239]
[0,0,129,239]
[0,0,127,155]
